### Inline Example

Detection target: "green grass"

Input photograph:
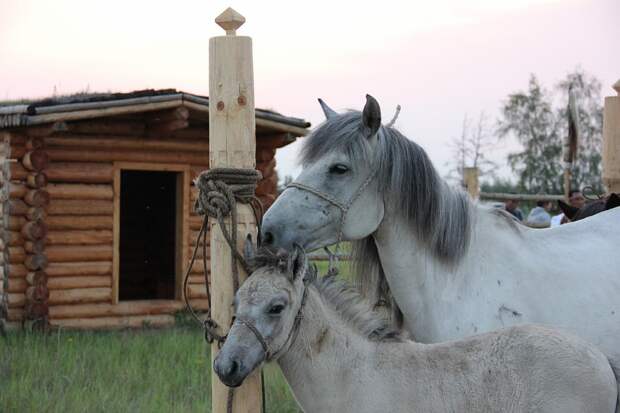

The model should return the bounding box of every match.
[1,328,301,413]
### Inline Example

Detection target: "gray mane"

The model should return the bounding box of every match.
[300,111,473,304]
[312,274,403,342]
[248,247,402,342]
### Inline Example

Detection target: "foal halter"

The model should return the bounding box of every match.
[234,286,309,362]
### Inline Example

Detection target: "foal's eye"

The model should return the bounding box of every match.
[267,304,285,315]
[329,164,349,175]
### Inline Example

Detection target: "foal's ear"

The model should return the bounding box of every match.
[243,234,256,263]
[288,244,307,281]
[318,98,338,119]
[558,200,579,220]
[605,193,620,211]
[362,94,381,138]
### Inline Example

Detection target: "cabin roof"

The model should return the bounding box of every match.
[0,89,310,136]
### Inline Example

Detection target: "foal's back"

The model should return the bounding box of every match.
[372,324,617,413]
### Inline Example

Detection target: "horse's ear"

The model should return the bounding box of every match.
[288,244,307,281]
[558,200,579,220]
[243,234,256,263]
[318,98,337,119]
[605,193,620,210]
[362,94,381,138]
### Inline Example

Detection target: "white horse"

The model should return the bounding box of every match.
[260,95,620,392]
[214,245,618,413]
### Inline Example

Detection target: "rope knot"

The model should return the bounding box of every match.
[194,168,262,217]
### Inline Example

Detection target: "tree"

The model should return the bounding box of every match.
[497,75,563,193]
[446,113,497,184]
[556,69,604,193]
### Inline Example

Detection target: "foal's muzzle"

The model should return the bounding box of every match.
[213,352,251,388]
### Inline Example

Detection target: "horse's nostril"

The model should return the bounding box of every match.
[228,360,239,377]
[262,231,274,246]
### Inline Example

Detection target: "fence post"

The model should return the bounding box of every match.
[463,167,479,200]
[603,80,620,194]
[209,8,262,413]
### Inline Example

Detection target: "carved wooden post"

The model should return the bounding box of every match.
[603,80,620,194]
[463,167,479,200]
[209,7,262,413]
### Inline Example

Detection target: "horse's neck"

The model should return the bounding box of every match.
[373,201,516,339]
[277,288,373,412]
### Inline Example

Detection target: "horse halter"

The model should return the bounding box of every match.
[234,285,309,362]
[285,170,378,246]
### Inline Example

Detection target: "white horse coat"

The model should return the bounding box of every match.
[261,96,620,386]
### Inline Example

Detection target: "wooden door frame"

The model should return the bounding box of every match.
[112,162,190,304]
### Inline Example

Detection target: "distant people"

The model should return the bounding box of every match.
[568,189,586,209]
[526,200,552,227]
[551,189,586,227]
[505,198,523,221]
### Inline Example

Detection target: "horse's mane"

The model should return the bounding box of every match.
[248,247,402,342]
[300,111,473,303]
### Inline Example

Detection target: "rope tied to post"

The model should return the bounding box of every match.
[185,167,263,343]
[183,167,264,413]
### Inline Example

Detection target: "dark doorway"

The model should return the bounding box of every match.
[119,170,177,300]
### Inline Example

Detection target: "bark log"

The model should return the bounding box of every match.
[46,261,112,277]
[26,270,48,285]
[26,172,48,189]
[47,215,113,230]
[9,199,29,215]
[48,199,114,215]
[8,264,28,278]
[7,293,25,308]
[8,246,26,263]
[25,301,49,318]
[50,314,175,330]
[46,230,113,245]
[26,284,50,302]
[48,287,111,305]
[26,207,47,221]
[22,150,50,171]
[46,245,113,262]
[25,253,48,270]
[46,162,113,184]
[24,189,50,207]
[7,278,27,293]
[47,184,113,200]
[49,299,208,319]
[7,231,24,246]
[24,240,46,254]
[47,275,111,290]
[46,147,207,165]
[21,220,48,240]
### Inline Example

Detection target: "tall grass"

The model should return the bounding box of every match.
[1,328,300,413]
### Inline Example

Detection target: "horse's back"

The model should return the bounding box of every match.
[454,324,617,412]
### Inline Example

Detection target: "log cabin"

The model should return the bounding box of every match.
[0,89,309,331]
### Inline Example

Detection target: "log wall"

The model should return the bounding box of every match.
[3,121,288,330]
[0,132,10,333]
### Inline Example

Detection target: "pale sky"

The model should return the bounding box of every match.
[1,0,618,182]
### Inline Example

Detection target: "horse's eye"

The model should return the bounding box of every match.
[329,164,349,175]
[267,304,285,315]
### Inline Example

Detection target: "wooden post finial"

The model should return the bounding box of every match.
[215,7,246,36]
[613,79,620,96]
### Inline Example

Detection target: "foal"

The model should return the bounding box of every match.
[214,244,617,413]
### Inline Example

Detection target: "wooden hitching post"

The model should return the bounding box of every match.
[463,167,479,200]
[603,80,620,194]
[209,7,262,413]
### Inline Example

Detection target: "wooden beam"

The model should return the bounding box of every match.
[48,199,114,215]
[48,299,205,319]
[66,119,146,136]
[46,162,113,184]
[603,81,620,193]
[209,9,262,412]
[46,261,112,277]
[47,184,113,200]
[50,314,175,330]
[46,230,113,245]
